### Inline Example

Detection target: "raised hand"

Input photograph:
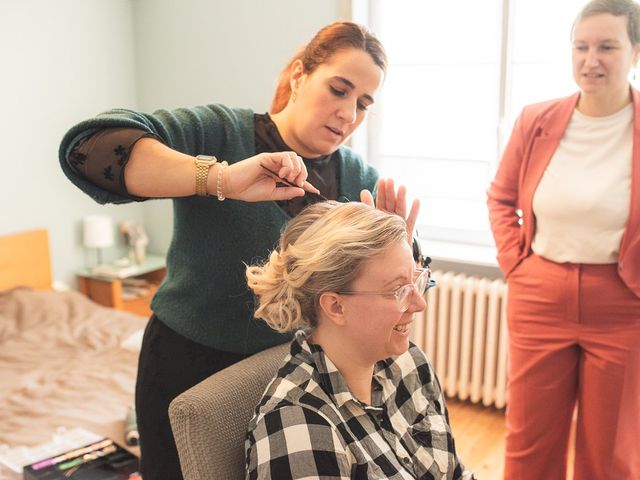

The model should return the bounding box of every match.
[360,178,420,242]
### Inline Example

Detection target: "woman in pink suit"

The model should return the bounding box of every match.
[488,0,640,478]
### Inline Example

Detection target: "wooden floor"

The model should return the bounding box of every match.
[447,399,577,480]
[447,398,506,479]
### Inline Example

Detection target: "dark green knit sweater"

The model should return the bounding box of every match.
[59,104,379,354]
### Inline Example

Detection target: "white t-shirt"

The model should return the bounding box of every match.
[531,103,632,263]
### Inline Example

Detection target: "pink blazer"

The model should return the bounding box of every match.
[487,90,640,298]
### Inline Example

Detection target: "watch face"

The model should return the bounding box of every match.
[196,155,216,163]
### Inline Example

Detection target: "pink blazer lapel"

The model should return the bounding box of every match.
[520,93,579,253]
[620,89,640,257]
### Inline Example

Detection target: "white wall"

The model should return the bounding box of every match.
[0,0,348,285]
[0,0,144,286]
[132,0,348,253]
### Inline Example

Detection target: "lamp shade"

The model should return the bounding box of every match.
[83,215,114,249]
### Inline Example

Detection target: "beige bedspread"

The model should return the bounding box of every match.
[0,288,147,447]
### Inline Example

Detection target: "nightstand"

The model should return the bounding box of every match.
[77,254,167,317]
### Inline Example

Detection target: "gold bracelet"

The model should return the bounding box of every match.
[194,155,217,196]
[216,161,228,201]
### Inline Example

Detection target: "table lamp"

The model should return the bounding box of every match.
[83,214,114,266]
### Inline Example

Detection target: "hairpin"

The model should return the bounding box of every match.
[260,164,328,202]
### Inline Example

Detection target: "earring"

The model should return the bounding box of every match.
[291,91,297,103]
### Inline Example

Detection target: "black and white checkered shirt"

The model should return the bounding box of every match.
[246,331,474,479]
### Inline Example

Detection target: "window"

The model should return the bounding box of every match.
[357,0,599,263]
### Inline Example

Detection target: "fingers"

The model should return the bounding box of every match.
[259,152,320,195]
[270,186,306,201]
[374,178,399,213]
[261,152,306,187]
[374,178,403,214]
[293,159,309,189]
[372,178,420,242]
[375,178,387,210]
[228,151,316,202]
[395,185,407,219]
[405,198,420,241]
[303,180,321,195]
[383,179,397,213]
[360,189,374,207]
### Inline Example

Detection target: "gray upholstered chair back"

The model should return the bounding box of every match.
[169,342,289,480]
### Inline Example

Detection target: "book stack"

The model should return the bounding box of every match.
[22,438,139,480]
[91,264,141,279]
[121,278,151,301]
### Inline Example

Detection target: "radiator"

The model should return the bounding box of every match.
[412,271,509,409]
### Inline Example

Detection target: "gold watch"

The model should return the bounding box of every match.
[194,155,217,196]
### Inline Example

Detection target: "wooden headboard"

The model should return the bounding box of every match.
[0,229,52,290]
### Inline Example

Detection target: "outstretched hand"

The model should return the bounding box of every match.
[223,151,320,202]
[360,178,420,242]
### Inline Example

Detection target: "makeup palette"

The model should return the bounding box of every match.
[22,438,139,480]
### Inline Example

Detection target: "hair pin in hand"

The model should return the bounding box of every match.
[260,164,328,202]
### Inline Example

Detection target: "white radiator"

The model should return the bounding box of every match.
[412,271,509,409]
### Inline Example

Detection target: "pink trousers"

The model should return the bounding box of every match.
[504,253,640,480]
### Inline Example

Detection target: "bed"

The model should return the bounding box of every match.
[0,229,147,477]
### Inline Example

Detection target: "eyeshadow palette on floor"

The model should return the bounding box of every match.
[22,438,139,480]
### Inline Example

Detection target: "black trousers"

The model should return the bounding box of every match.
[135,315,250,480]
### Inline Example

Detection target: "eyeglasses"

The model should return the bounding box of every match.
[337,267,436,313]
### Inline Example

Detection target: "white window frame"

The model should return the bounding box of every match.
[348,0,598,267]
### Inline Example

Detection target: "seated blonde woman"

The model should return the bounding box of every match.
[245,201,474,480]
